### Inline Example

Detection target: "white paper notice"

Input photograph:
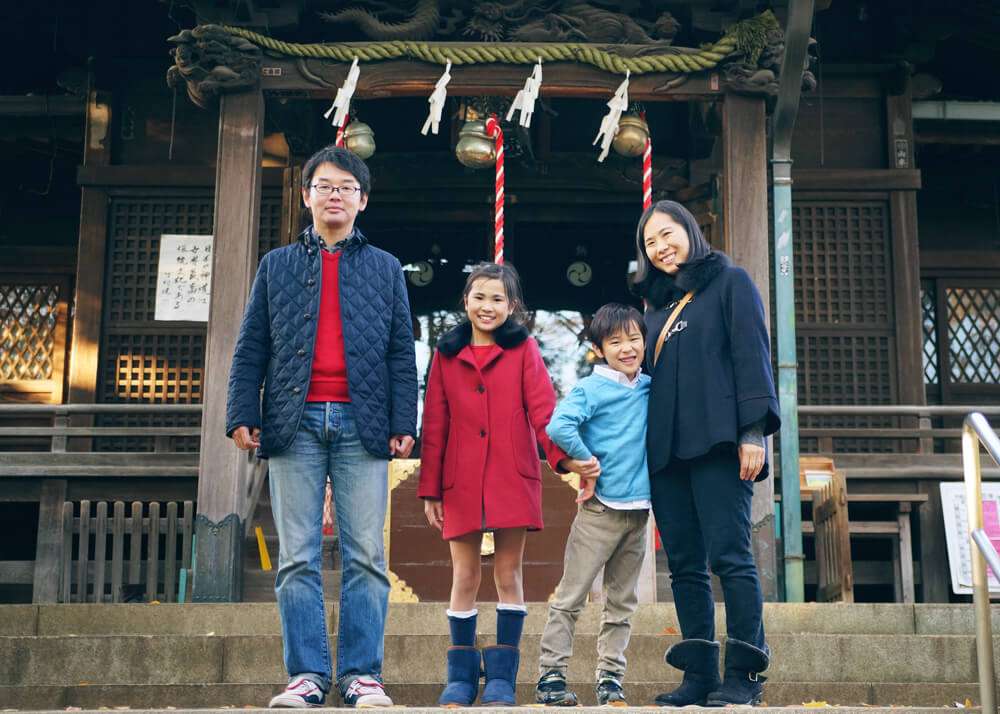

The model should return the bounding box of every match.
[155,234,214,322]
[940,481,1000,595]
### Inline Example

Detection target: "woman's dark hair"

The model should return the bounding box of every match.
[462,262,527,325]
[589,303,646,349]
[301,145,372,195]
[633,200,711,283]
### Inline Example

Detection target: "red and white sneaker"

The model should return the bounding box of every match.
[269,677,326,708]
[342,676,393,708]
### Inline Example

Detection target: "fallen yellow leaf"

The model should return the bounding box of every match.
[660,626,679,635]
[802,701,830,708]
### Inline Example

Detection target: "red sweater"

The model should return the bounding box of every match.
[307,250,351,403]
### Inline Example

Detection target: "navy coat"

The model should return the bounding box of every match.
[225,227,418,459]
[642,252,780,479]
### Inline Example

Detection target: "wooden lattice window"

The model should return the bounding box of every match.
[0,276,70,403]
[945,287,1000,384]
[921,280,939,387]
[922,278,1000,403]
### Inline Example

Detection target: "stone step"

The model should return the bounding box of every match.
[2,602,995,637]
[0,706,982,714]
[1,632,997,685]
[0,682,990,710]
[241,569,341,603]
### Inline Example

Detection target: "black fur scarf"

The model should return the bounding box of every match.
[633,251,731,310]
[436,319,530,357]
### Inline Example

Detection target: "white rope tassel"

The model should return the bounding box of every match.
[593,70,630,163]
[421,60,452,136]
[506,58,542,128]
[324,57,360,128]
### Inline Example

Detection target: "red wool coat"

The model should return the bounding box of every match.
[418,321,568,540]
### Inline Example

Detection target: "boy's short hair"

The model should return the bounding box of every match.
[589,303,646,347]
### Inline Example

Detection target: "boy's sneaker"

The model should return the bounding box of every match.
[595,670,627,707]
[269,678,325,708]
[536,669,579,706]
[342,676,393,708]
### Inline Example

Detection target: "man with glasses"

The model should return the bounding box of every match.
[226,146,418,708]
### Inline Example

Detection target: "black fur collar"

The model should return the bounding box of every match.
[436,320,530,357]
[635,251,731,309]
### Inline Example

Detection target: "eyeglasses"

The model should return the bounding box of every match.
[311,184,361,197]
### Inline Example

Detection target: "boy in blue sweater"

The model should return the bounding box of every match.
[536,303,651,707]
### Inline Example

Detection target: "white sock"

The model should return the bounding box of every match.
[446,608,478,619]
[496,603,527,613]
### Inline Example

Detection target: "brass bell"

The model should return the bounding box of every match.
[612,114,649,158]
[344,121,375,159]
[455,119,495,169]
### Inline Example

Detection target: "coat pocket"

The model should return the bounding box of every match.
[511,410,540,480]
[443,438,458,491]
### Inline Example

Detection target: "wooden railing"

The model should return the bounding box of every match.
[0,404,266,602]
[61,499,195,603]
[798,405,1000,456]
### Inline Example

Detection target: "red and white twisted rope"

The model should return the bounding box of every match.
[485,115,505,264]
[335,114,349,147]
[642,113,652,210]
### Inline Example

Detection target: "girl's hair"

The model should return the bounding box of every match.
[633,200,711,283]
[462,262,528,324]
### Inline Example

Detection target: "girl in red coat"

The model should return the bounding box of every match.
[418,263,584,707]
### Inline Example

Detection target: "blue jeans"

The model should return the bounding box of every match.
[650,450,766,650]
[268,402,390,694]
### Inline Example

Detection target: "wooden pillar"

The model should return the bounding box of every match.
[193,90,265,602]
[722,94,779,601]
[66,90,111,447]
[887,87,938,600]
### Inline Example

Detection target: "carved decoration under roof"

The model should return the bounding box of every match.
[166,11,815,104]
[166,25,262,108]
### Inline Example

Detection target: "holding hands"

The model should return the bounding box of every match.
[558,455,602,504]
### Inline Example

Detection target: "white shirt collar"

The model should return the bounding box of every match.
[593,364,642,389]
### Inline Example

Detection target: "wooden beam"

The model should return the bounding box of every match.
[77,165,285,188]
[261,58,719,100]
[0,95,85,117]
[791,169,921,191]
[721,93,778,601]
[193,90,265,602]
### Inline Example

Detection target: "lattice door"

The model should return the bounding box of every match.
[96,190,282,450]
[791,198,900,452]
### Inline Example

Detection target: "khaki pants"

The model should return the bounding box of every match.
[538,498,649,678]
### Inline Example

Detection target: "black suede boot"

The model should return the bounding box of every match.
[654,639,722,707]
[705,638,769,707]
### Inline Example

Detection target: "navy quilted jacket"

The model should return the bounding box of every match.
[225,227,418,459]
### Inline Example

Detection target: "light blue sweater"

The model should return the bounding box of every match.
[545,372,651,505]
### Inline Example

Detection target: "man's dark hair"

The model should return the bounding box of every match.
[301,145,372,195]
[589,303,646,348]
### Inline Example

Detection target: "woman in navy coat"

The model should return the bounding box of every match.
[633,201,780,708]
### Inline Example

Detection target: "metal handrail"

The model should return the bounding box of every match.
[963,411,1000,714]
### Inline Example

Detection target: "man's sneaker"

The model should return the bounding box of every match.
[595,671,627,707]
[535,669,578,706]
[269,678,325,708]
[342,676,393,708]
